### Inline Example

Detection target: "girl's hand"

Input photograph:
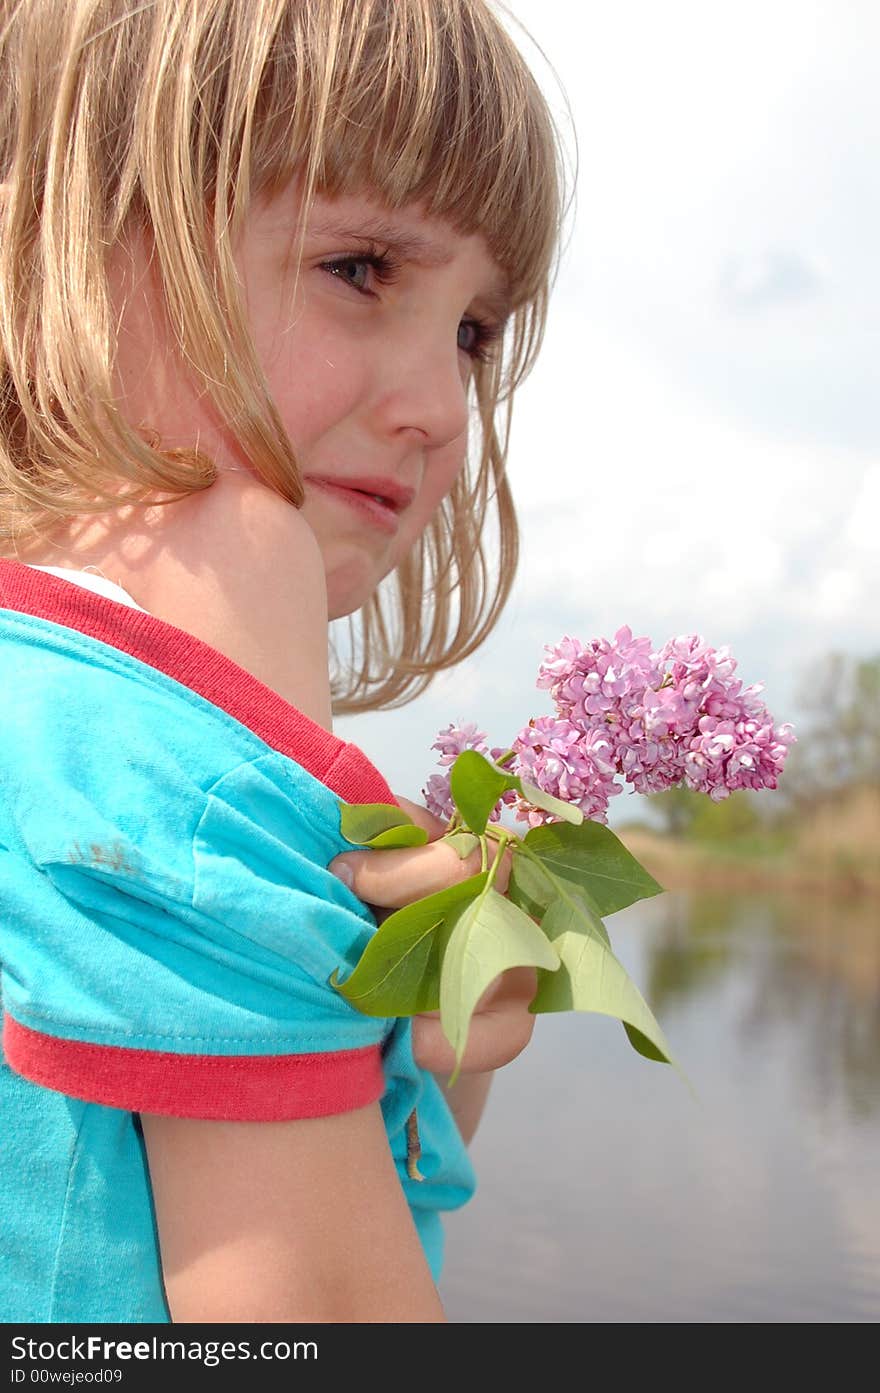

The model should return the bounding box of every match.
[330,794,508,903]
[408,965,538,1075]
[329,796,536,1076]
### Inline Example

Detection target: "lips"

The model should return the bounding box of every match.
[307,475,416,512]
[305,475,415,535]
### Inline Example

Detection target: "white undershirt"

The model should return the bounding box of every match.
[27,565,149,613]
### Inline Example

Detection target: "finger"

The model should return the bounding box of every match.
[392,794,446,841]
[415,966,537,1022]
[411,983,537,1075]
[330,828,513,904]
[329,837,484,908]
[473,965,538,1012]
[394,797,514,889]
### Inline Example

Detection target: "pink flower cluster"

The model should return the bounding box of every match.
[422,628,795,827]
[510,716,621,828]
[422,722,503,824]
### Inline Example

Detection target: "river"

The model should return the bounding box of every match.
[438,887,880,1322]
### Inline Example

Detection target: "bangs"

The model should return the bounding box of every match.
[254,1,562,314]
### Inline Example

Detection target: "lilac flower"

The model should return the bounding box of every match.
[423,771,456,822]
[509,716,621,826]
[580,631,794,799]
[431,721,491,765]
[682,713,796,801]
[421,722,510,823]
[424,629,794,828]
[538,627,659,726]
[615,718,685,796]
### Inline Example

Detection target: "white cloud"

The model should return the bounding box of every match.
[507,320,872,646]
[814,568,860,622]
[843,464,880,551]
[718,247,828,312]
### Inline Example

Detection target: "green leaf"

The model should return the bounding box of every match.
[364,824,429,848]
[518,779,584,825]
[339,802,409,842]
[546,884,611,946]
[520,821,664,916]
[508,856,607,942]
[331,873,488,1016]
[440,887,559,1084]
[623,1023,671,1064]
[443,830,481,860]
[449,750,518,835]
[532,897,676,1068]
[507,850,554,921]
[339,802,424,847]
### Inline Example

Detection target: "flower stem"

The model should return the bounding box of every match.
[484,831,511,890]
[405,1108,424,1181]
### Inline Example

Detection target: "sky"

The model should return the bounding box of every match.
[336,0,879,825]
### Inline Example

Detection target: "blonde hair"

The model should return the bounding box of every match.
[0,0,564,712]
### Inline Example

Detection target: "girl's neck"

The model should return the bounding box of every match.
[7,473,334,729]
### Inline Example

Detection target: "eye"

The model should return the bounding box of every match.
[457,320,480,355]
[320,249,400,294]
[457,317,503,363]
[324,257,371,291]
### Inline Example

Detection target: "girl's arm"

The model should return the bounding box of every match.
[431,1070,494,1145]
[129,480,526,1316]
[141,837,530,1321]
[122,478,448,1321]
[141,1104,446,1323]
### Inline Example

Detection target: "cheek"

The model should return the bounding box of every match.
[258,324,365,447]
[426,437,469,511]
[397,440,468,553]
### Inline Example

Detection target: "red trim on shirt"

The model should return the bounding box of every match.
[4,1015,385,1121]
[0,559,394,805]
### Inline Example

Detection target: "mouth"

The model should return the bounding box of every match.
[305,476,415,535]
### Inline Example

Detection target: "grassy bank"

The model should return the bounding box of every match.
[617,784,880,899]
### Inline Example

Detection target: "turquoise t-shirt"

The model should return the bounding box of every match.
[0,559,475,1322]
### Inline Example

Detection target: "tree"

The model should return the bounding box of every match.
[781,652,880,806]
[650,785,702,838]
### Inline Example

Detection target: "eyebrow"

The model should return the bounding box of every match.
[309,216,456,266]
[307,214,513,323]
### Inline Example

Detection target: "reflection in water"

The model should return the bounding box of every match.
[439,890,880,1322]
[644,891,880,1122]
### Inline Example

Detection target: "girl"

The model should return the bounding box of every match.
[0,0,563,1322]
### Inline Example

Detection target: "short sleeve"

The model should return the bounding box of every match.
[1,752,391,1121]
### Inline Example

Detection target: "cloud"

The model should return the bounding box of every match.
[718,247,827,311]
[508,322,867,624]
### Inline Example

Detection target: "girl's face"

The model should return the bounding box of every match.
[242,191,510,617]
[117,189,510,619]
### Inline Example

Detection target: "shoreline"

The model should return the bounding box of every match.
[617,829,880,901]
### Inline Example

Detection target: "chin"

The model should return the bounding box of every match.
[326,574,382,622]
[324,552,399,622]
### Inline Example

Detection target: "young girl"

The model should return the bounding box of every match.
[0,0,563,1323]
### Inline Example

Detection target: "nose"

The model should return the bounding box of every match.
[371,332,471,450]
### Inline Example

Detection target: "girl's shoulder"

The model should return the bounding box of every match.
[17,473,333,728]
[137,471,332,726]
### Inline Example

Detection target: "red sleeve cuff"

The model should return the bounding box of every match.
[4,1016,385,1120]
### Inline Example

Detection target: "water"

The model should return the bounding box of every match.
[438,889,880,1322]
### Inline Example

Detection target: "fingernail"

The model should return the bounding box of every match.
[333,861,354,889]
